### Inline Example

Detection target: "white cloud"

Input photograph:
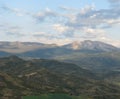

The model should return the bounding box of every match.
[1,6,26,16]
[0,24,24,37]
[53,24,69,33]
[80,4,95,15]
[59,6,77,12]
[1,2,119,46]
[32,37,72,46]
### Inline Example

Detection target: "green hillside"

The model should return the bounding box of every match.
[0,56,120,99]
[55,52,120,72]
[55,51,120,87]
[22,94,89,99]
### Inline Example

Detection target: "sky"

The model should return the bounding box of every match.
[0,0,120,47]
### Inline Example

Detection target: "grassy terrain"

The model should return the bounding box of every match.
[0,56,120,99]
[22,94,89,99]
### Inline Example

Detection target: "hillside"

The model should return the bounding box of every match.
[0,56,94,78]
[0,56,120,99]
[0,72,33,99]
[55,51,120,87]
[55,52,120,72]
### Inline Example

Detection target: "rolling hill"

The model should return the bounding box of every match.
[0,56,120,99]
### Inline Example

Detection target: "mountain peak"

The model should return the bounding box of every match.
[71,41,80,50]
[63,40,119,52]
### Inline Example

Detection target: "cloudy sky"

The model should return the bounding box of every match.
[0,0,120,46]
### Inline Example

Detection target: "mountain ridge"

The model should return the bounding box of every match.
[62,40,119,52]
[0,40,119,54]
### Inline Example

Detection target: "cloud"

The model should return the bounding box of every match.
[108,0,120,9]
[49,2,120,46]
[53,24,69,33]
[59,6,77,11]
[6,32,24,37]
[32,35,72,46]
[34,8,58,22]
[1,5,32,17]
[99,37,120,47]
[60,3,120,39]
[66,8,119,29]
[0,24,24,37]
[80,28,106,39]
[1,2,119,46]
[33,32,63,39]
[1,6,24,16]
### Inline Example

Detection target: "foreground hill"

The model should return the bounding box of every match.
[0,72,33,99]
[0,56,120,99]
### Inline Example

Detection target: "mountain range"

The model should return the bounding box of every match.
[0,40,120,74]
[0,40,119,54]
[0,40,120,98]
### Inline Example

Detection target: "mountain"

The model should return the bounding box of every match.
[15,40,120,59]
[0,56,120,99]
[0,41,57,53]
[63,40,119,52]
[0,41,120,98]
[0,41,120,77]
[0,51,10,57]
[0,40,119,57]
